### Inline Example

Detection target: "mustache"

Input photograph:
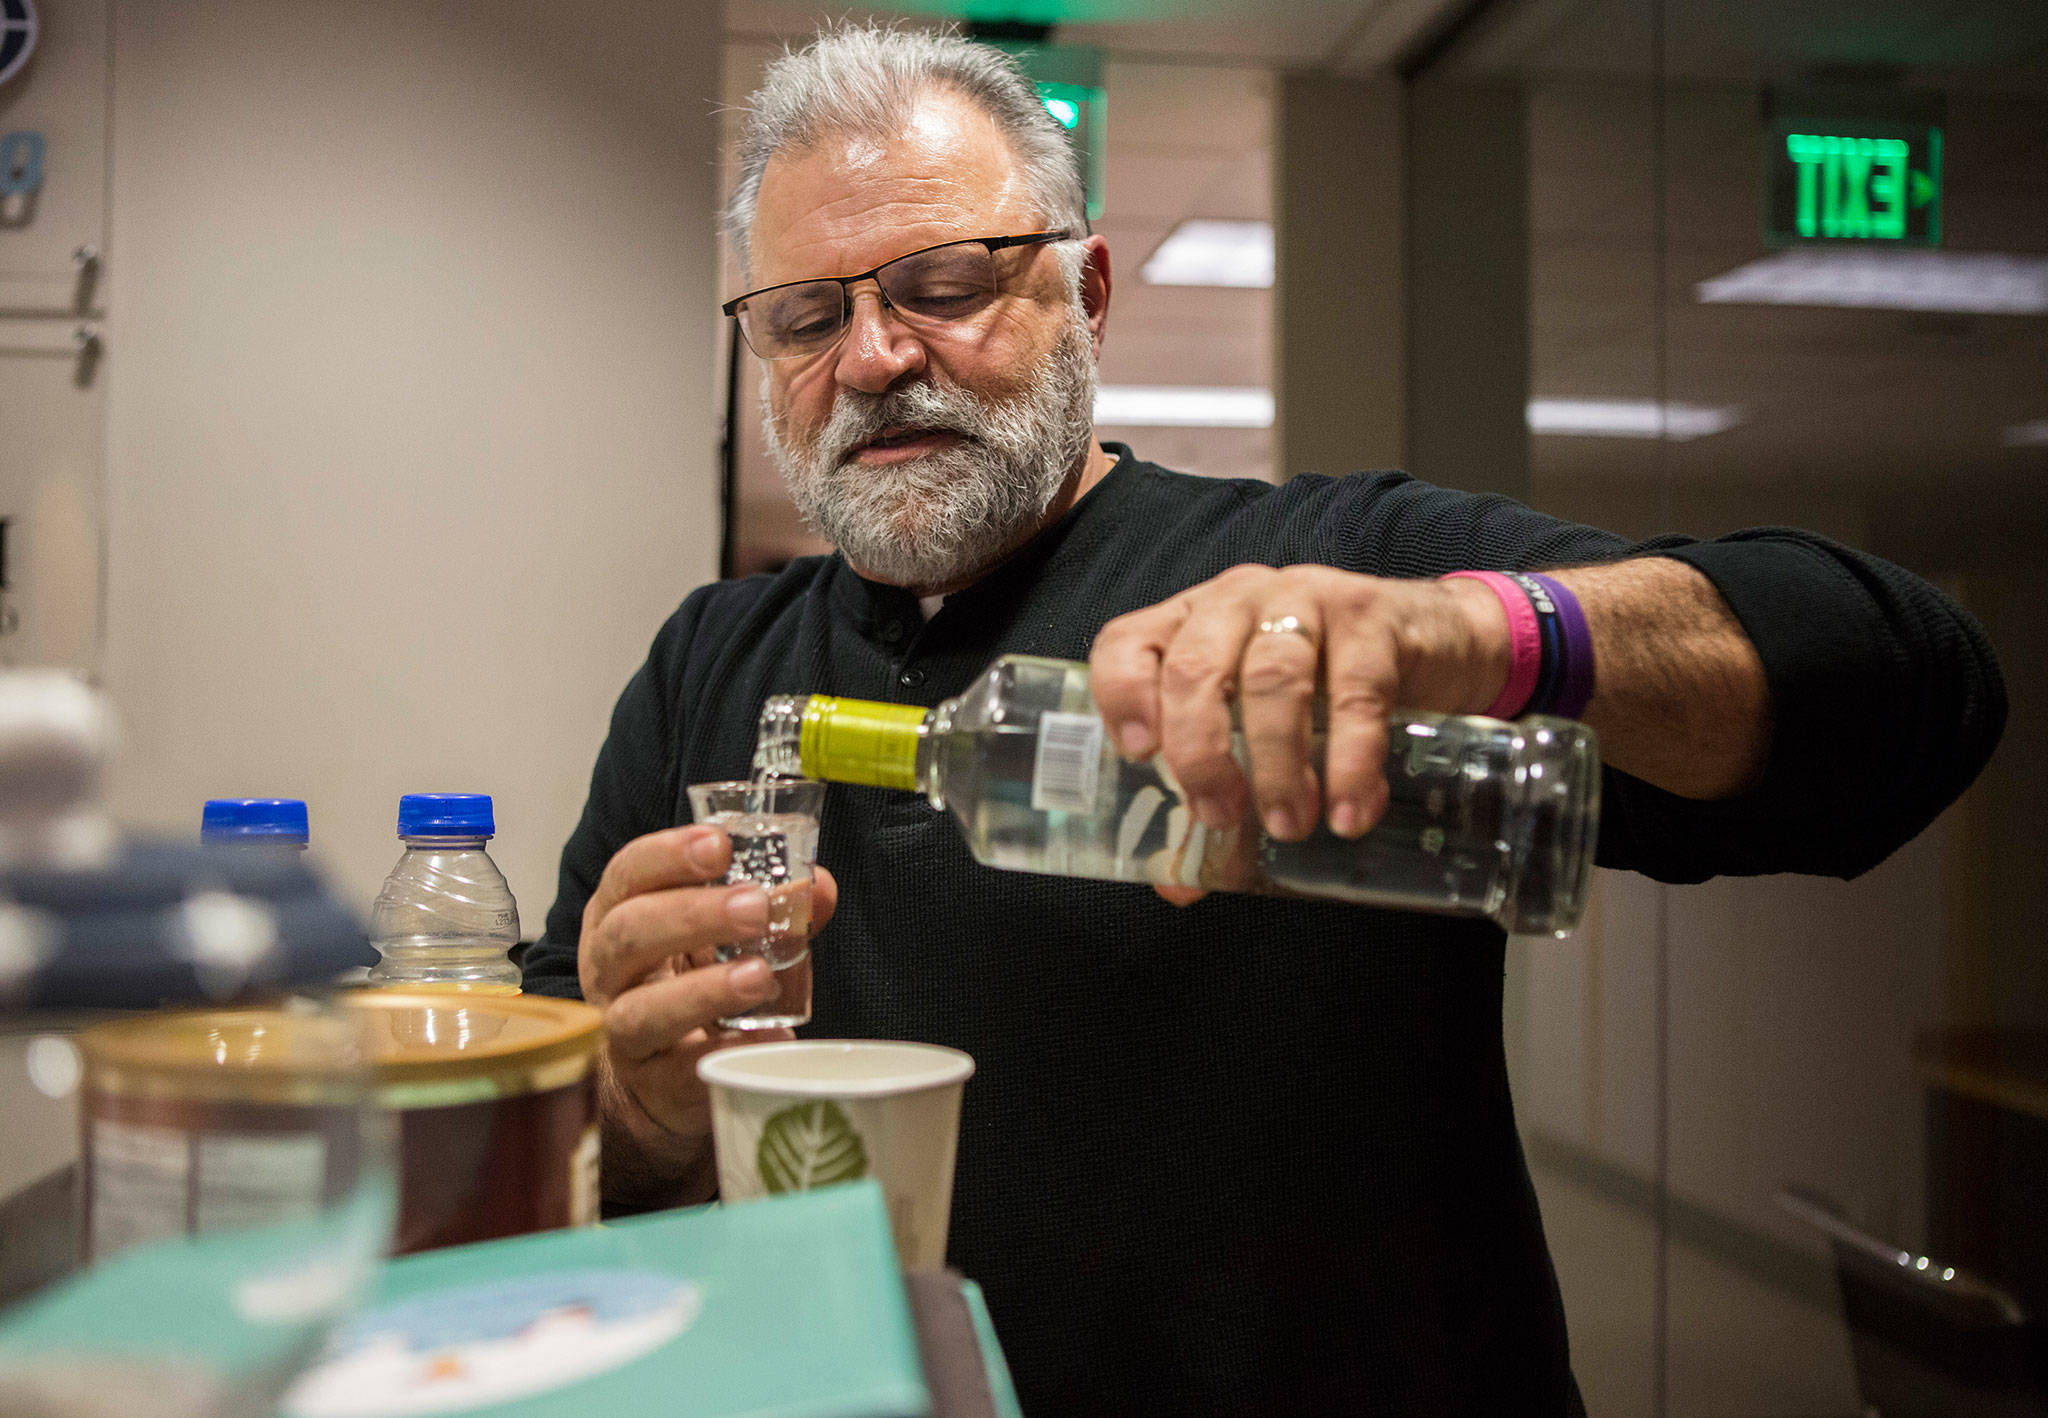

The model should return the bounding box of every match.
[815,382,985,468]
[759,297,1097,591]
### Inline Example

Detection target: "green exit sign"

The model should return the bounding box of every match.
[984,40,1106,222]
[1036,80,1105,222]
[1764,90,1943,246]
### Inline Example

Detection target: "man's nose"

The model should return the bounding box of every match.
[832,285,926,394]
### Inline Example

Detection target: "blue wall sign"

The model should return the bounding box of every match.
[0,130,42,197]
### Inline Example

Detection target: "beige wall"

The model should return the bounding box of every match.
[99,0,724,924]
[1276,73,1405,479]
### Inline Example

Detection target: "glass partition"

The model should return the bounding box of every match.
[1657,7,2048,1415]
[1422,0,2048,1412]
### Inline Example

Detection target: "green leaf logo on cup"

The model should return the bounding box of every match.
[758,1099,869,1192]
[698,1040,975,1270]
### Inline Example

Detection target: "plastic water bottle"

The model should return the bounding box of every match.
[368,793,521,993]
[201,798,310,860]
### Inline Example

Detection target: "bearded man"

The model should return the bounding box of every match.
[522,26,2004,1417]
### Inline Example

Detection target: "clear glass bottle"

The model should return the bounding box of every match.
[368,793,521,993]
[755,654,1600,935]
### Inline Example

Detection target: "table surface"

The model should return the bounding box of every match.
[1,1166,1017,1418]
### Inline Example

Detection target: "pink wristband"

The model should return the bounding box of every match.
[1440,571,1541,718]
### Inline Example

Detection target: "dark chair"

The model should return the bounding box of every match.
[1778,1187,2048,1418]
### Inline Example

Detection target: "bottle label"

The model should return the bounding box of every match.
[194,1131,327,1233]
[570,1122,601,1226]
[88,1119,328,1258]
[88,1119,190,1257]
[1031,712,1103,813]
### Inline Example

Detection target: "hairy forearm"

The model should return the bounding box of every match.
[596,1051,718,1214]
[1551,558,1771,800]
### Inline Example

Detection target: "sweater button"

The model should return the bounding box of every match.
[898,668,926,688]
[878,621,904,645]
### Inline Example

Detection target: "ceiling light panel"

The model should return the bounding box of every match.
[1095,386,1274,428]
[1527,400,1743,441]
[1696,249,2048,315]
[1140,220,1274,288]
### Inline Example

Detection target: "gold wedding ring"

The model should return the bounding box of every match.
[1256,615,1315,642]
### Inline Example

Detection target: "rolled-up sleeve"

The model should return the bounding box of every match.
[1602,531,2007,882]
[1301,474,2007,884]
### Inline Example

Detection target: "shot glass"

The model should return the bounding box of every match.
[686,779,826,1030]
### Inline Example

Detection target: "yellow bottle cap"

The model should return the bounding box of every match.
[799,696,928,790]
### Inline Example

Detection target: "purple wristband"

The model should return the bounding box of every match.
[1527,573,1594,719]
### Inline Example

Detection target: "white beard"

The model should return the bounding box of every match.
[762,304,1099,589]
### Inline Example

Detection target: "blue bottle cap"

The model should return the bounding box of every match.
[397,793,495,838]
[202,798,309,844]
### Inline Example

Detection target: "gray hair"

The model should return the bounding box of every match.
[725,24,1088,283]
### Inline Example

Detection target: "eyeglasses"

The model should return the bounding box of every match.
[722,231,1072,360]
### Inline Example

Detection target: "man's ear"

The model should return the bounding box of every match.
[1079,234,1112,351]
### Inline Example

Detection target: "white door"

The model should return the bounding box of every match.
[0,0,106,681]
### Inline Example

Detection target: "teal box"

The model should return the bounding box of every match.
[286,1180,929,1418]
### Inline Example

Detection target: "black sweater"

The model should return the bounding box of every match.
[525,449,2003,1417]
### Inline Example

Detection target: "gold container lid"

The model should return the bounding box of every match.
[77,1005,365,1106]
[351,991,603,1106]
[78,993,603,1108]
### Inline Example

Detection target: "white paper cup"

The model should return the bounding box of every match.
[697,1040,975,1271]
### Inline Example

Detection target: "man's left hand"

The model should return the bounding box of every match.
[1089,564,1511,867]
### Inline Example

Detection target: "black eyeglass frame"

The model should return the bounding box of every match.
[721,230,1073,356]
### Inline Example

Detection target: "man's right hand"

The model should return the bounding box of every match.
[577,823,839,1209]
